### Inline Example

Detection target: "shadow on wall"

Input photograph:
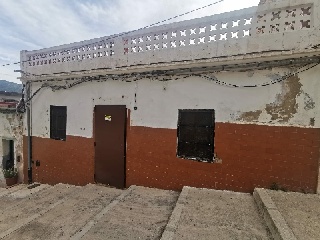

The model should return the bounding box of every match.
[2,140,14,170]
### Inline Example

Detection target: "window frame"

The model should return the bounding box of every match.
[177,109,215,163]
[50,105,67,141]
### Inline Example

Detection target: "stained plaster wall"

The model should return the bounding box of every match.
[26,64,320,139]
[0,112,24,183]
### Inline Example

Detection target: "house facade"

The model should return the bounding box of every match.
[20,0,320,193]
[0,91,23,184]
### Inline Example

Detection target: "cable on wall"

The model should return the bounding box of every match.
[193,62,320,88]
[22,61,320,106]
[18,53,320,80]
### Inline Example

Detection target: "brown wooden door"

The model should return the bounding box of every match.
[94,105,126,188]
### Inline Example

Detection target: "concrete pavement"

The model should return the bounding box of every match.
[0,183,319,239]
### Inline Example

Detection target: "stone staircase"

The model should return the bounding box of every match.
[0,184,318,239]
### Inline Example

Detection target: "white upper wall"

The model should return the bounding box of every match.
[28,64,320,138]
[0,113,21,139]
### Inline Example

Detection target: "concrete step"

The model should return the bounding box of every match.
[0,184,28,198]
[254,188,320,240]
[9,183,50,198]
[0,183,80,239]
[0,184,52,215]
[4,183,318,240]
[0,184,74,216]
[6,184,124,240]
[79,185,179,240]
[161,186,271,240]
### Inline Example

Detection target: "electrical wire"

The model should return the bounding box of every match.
[194,62,320,88]
[22,54,320,81]
[23,61,320,104]
[20,54,320,80]
[0,61,20,67]
[1,0,225,68]
[4,0,317,115]
[6,0,320,82]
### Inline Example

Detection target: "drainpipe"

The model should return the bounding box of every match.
[26,81,32,184]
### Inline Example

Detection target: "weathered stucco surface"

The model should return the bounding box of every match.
[238,110,263,122]
[25,64,320,139]
[236,65,320,127]
[265,75,302,122]
[0,112,24,183]
[19,0,320,138]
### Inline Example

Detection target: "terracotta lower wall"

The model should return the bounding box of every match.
[23,123,319,193]
[126,123,320,193]
[23,135,94,185]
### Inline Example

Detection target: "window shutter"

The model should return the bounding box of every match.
[50,106,67,140]
[177,109,215,162]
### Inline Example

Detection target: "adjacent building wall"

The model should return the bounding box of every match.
[23,65,320,193]
[0,92,21,102]
[0,111,24,183]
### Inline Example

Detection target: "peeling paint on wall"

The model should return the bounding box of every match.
[265,75,302,122]
[303,92,315,110]
[0,112,24,183]
[237,110,262,122]
[266,73,282,81]
[310,117,315,126]
[234,72,317,126]
[247,71,254,77]
[27,64,320,138]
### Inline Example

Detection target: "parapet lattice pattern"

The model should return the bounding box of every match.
[25,3,314,71]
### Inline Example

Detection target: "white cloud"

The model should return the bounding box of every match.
[0,65,20,83]
[0,0,259,83]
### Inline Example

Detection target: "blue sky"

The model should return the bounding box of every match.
[0,0,259,83]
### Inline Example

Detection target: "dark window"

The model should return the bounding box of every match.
[50,106,67,141]
[177,109,215,162]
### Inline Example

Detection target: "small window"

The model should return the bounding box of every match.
[50,106,67,141]
[177,109,215,162]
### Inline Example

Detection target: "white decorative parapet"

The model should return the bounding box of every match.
[21,0,320,78]
[256,4,312,34]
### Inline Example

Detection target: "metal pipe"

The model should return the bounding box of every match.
[26,81,32,184]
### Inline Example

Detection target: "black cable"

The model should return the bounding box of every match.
[23,62,320,104]
[196,62,320,88]
[1,0,225,68]
[19,53,320,80]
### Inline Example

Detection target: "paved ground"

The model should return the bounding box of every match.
[0,184,179,240]
[5,184,123,239]
[81,186,179,240]
[267,189,320,240]
[0,170,5,188]
[0,184,269,240]
[170,187,270,240]
[1,183,319,240]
